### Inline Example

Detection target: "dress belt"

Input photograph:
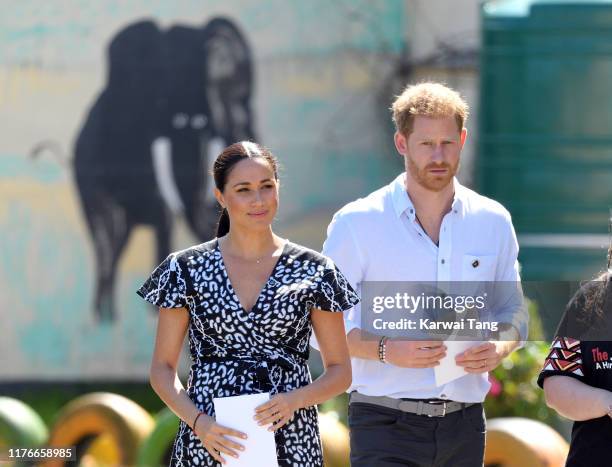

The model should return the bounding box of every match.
[193,351,307,392]
[194,347,307,368]
[350,392,477,418]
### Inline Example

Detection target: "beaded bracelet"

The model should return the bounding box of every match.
[192,411,204,430]
[378,336,388,363]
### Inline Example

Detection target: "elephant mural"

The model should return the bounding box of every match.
[73,18,256,322]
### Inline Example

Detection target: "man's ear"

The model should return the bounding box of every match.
[460,128,468,148]
[394,131,408,156]
[214,188,225,208]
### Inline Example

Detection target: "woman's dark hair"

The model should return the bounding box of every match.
[579,242,612,328]
[213,141,279,237]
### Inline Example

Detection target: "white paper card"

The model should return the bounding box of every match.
[212,393,279,467]
[434,340,479,386]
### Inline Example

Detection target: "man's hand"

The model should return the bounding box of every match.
[385,340,447,368]
[455,341,512,373]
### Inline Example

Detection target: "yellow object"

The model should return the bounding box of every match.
[42,392,154,467]
[319,412,350,467]
[81,433,121,466]
[484,417,569,467]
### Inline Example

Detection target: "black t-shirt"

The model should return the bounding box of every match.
[537,277,612,467]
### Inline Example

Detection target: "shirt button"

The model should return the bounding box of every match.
[453,210,458,214]
[441,259,445,264]
[441,393,447,398]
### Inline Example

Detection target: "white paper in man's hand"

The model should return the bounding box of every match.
[434,340,479,386]
[213,393,279,467]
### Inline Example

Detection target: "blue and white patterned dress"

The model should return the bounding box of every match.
[137,238,359,467]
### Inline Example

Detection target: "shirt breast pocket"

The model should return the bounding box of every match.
[462,254,497,281]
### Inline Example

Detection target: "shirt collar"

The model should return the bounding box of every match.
[391,173,414,219]
[451,178,467,217]
[391,172,467,220]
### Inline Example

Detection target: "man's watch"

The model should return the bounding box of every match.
[378,336,388,363]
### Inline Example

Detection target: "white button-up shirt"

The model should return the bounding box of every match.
[319,173,526,402]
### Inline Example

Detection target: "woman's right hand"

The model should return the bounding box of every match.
[194,414,247,464]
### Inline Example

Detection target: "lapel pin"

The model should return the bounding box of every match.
[472,260,479,268]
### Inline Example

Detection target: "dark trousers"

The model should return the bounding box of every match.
[348,401,486,467]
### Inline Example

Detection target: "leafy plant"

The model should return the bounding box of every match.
[484,300,565,433]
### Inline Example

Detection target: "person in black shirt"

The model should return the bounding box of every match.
[538,245,612,467]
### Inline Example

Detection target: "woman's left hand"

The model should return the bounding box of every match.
[254,392,301,431]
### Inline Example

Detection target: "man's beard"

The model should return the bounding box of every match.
[406,156,459,192]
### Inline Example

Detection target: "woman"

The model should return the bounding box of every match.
[137,141,358,466]
[538,244,612,467]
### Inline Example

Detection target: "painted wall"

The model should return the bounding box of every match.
[0,1,406,380]
[403,0,481,186]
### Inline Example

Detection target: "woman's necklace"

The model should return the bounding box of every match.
[222,240,279,264]
[252,245,280,264]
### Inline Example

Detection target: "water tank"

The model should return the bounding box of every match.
[478,0,612,280]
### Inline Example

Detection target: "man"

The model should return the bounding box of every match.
[321,82,527,466]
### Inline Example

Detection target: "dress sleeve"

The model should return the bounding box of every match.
[312,263,360,313]
[537,336,585,388]
[537,290,586,388]
[136,254,188,308]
